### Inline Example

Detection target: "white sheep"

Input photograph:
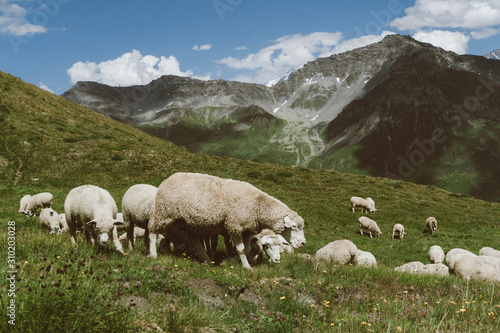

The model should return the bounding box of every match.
[58,213,69,233]
[350,196,376,213]
[119,226,145,243]
[18,195,32,215]
[358,216,382,238]
[315,239,357,264]
[426,217,437,234]
[148,172,306,269]
[352,249,377,267]
[392,223,405,239]
[479,247,500,258]
[39,208,61,234]
[449,254,500,282]
[64,185,124,254]
[25,192,53,216]
[428,245,445,264]
[394,261,449,276]
[394,261,425,274]
[121,184,157,251]
[247,229,283,264]
[444,248,476,268]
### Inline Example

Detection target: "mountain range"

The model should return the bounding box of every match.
[62,34,500,202]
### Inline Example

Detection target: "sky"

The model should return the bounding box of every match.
[1,0,500,95]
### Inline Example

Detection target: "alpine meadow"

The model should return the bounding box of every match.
[1,70,499,332]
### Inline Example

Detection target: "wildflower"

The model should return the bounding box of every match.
[280,296,286,300]
[56,256,61,259]
[451,301,456,305]
[424,302,428,306]
[331,323,335,326]
[323,270,327,273]
[362,321,368,325]
[311,304,315,307]
[174,265,178,268]
[403,290,408,294]
[231,266,234,269]
[397,326,402,332]
[457,308,466,313]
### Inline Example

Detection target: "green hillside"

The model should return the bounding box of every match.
[1,71,499,332]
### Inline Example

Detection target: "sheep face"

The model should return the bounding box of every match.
[87,219,124,246]
[281,216,306,249]
[261,235,282,263]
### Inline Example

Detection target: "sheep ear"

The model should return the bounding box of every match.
[261,235,272,246]
[87,220,97,226]
[284,216,297,230]
[113,220,124,226]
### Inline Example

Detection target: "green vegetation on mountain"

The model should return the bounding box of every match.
[1,71,499,332]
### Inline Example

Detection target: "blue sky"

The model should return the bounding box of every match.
[1,0,500,94]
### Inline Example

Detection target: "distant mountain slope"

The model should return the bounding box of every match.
[62,35,500,201]
[485,49,500,60]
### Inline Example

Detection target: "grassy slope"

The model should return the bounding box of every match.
[1,71,499,332]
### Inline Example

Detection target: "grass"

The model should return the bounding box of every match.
[0,71,499,332]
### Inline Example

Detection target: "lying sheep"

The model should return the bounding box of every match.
[428,245,445,264]
[449,254,500,282]
[350,196,376,213]
[358,216,382,238]
[392,223,405,239]
[315,239,357,264]
[479,247,500,258]
[121,184,157,251]
[395,261,425,273]
[25,192,53,216]
[352,249,377,267]
[149,172,306,269]
[394,261,449,276]
[64,185,124,254]
[18,195,32,215]
[119,227,145,243]
[426,217,437,234]
[444,248,476,268]
[39,208,61,234]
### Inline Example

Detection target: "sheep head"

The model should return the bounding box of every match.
[87,219,124,246]
[261,235,282,263]
[281,216,306,249]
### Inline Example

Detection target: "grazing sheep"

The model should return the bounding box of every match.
[39,208,61,234]
[315,239,357,264]
[428,245,445,264]
[248,229,283,264]
[444,248,476,268]
[58,213,69,233]
[121,184,157,251]
[148,172,306,269]
[25,192,53,216]
[18,195,32,215]
[64,185,124,254]
[350,196,376,213]
[358,216,382,238]
[479,247,500,258]
[449,255,500,282]
[426,217,437,234]
[392,223,405,239]
[352,249,377,267]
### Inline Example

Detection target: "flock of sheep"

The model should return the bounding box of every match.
[17,176,500,281]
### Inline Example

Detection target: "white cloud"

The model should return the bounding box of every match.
[217,32,343,84]
[413,30,470,54]
[234,46,248,51]
[391,0,500,31]
[39,82,54,93]
[193,44,212,51]
[67,49,196,86]
[470,27,500,39]
[0,0,47,36]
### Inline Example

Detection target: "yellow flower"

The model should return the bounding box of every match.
[280,296,286,300]
[330,323,335,326]
[322,270,327,273]
[310,304,315,307]
[56,256,61,259]
[174,264,178,268]
[397,326,402,332]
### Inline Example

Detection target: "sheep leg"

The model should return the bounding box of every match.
[369,231,373,238]
[149,232,158,258]
[189,235,213,265]
[359,228,364,236]
[68,219,78,245]
[144,228,150,252]
[233,234,252,269]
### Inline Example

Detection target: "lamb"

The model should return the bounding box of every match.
[449,255,500,282]
[121,184,158,251]
[350,196,376,213]
[352,249,377,267]
[119,226,145,243]
[18,195,32,215]
[358,216,382,238]
[58,213,69,233]
[39,208,61,234]
[148,172,306,269]
[426,217,437,234]
[64,185,124,254]
[392,223,405,239]
[479,247,500,258]
[428,245,445,264]
[444,248,476,268]
[25,192,53,216]
[315,239,357,264]
[247,229,283,264]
